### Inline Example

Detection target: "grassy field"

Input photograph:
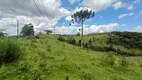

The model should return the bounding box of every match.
[0,34,142,80]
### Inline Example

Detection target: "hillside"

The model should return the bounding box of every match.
[0,34,142,80]
[60,32,142,56]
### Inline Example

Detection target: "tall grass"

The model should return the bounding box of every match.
[119,56,129,68]
[101,52,116,67]
[0,39,21,64]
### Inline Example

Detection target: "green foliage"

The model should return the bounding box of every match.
[44,30,52,34]
[0,39,21,64]
[137,57,142,67]
[76,32,80,36]
[66,75,69,80]
[66,36,76,45]
[57,35,65,41]
[119,56,129,68]
[71,9,95,23]
[58,35,76,45]
[67,32,142,56]
[78,40,82,47]
[101,53,116,67]
[112,31,142,49]
[81,71,95,80]
[20,23,34,36]
[0,32,4,38]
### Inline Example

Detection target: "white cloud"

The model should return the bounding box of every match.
[55,23,120,34]
[133,0,140,4]
[118,14,128,19]
[118,13,134,19]
[82,0,119,12]
[129,13,134,16]
[65,16,72,21]
[68,0,80,4]
[127,0,140,11]
[135,11,142,18]
[112,1,127,10]
[131,26,142,32]
[88,23,119,33]
[0,0,70,35]
[55,26,78,34]
[127,5,134,10]
[0,16,57,35]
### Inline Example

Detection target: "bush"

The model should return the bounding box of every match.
[84,43,88,48]
[66,36,76,45]
[57,35,65,42]
[35,35,40,39]
[31,39,37,43]
[0,32,4,38]
[78,40,81,47]
[0,39,21,64]
[24,36,35,39]
[137,57,142,67]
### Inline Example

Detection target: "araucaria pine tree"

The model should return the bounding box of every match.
[71,9,95,48]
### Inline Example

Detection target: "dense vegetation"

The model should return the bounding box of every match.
[0,39,21,64]
[58,32,142,56]
[111,31,142,49]
[0,33,142,80]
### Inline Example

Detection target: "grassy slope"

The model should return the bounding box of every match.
[74,34,142,55]
[0,34,142,80]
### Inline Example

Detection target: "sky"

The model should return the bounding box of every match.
[0,0,142,35]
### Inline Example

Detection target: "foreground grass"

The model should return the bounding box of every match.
[0,34,142,80]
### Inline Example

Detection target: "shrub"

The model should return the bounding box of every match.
[92,37,95,42]
[78,40,81,47]
[88,39,92,45]
[0,32,4,38]
[66,75,69,80]
[31,39,37,43]
[72,39,76,45]
[24,36,35,40]
[0,39,21,64]
[66,36,76,45]
[47,44,51,52]
[137,57,142,67]
[84,43,88,48]
[119,56,129,68]
[35,35,39,39]
[57,35,65,42]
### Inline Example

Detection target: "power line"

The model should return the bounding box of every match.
[33,0,56,34]
[41,0,56,34]
[33,0,45,18]
[33,0,49,22]
[41,0,48,16]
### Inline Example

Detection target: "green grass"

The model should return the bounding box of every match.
[0,34,142,80]
[71,34,142,56]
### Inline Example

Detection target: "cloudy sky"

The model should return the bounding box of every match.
[0,0,142,35]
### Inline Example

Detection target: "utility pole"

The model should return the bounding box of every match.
[54,26,55,35]
[54,26,56,41]
[81,20,83,48]
[17,19,19,39]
